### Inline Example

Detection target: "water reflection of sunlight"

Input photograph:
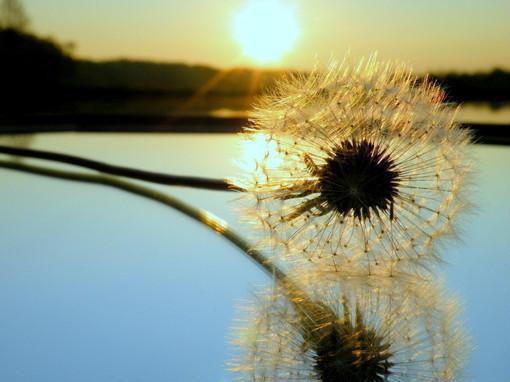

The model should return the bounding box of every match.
[239,132,283,173]
[209,108,251,119]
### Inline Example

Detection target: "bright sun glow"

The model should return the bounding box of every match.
[232,0,300,64]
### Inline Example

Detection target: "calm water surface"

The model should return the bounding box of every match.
[458,103,510,124]
[0,133,509,381]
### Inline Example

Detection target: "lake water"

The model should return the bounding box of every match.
[0,133,509,382]
[51,94,510,125]
[457,103,510,124]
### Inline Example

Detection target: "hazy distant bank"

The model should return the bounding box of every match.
[1,26,509,147]
[57,59,510,104]
[1,27,510,115]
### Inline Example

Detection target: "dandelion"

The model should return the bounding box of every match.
[231,273,468,382]
[235,57,471,273]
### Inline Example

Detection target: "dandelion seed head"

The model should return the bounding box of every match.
[234,56,472,273]
[230,274,468,382]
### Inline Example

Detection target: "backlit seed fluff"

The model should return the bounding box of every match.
[230,275,468,382]
[234,57,472,274]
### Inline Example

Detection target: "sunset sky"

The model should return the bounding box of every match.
[24,0,510,72]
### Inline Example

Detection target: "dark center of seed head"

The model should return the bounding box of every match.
[318,139,400,220]
[313,314,394,382]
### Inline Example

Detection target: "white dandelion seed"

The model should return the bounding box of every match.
[234,57,472,274]
[230,273,469,382]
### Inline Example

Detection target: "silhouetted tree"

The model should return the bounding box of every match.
[0,0,30,31]
[0,28,74,110]
[432,69,510,103]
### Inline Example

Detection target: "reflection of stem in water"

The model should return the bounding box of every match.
[0,160,316,322]
[0,160,281,280]
[0,160,400,379]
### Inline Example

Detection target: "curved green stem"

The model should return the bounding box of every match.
[0,159,321,329]
[0,160,284,282]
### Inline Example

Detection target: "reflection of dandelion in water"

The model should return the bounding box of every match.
[234,57,472,274]
[231,273,468,382]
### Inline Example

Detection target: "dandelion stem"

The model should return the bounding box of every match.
[0,160,285,282]
[1,160,321,330]
[0,145,243,192]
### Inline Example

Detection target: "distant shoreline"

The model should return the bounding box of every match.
[0,114,509,145]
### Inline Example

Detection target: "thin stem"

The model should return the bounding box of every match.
[0,145,244,192]
[0,160,318,322]
[0,160,284,282]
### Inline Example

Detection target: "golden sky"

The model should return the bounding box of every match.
[25,0,510,72]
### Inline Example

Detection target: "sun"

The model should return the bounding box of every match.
[231,0,300,64]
